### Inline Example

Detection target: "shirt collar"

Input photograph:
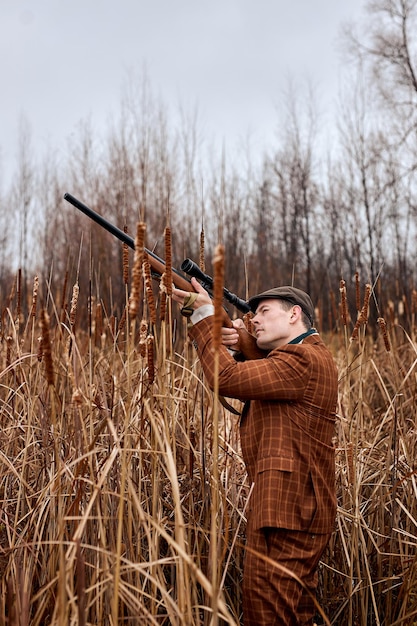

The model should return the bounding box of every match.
[288,328,318,344]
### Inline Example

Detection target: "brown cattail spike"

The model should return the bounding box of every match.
[143,254,157,325]
[355,272,360,313]
[164,227,173,297]
[199,228,206,273]
[147,335,155,384]
[69,283,79,330]
[378,317,391,352]
[123,226,129,285]
[139,319,148,357]
[339,280,348,327]
[40,309,54,387]
[129,222,146,318]
[213,244,225,349]
[31,276,39,319]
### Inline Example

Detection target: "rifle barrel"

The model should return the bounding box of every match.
[63,193,192,289]
[64,193,250,313]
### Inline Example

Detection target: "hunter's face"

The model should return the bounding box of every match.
[252,299,297,350]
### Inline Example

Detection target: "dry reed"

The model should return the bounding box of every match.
[0,266,416,626]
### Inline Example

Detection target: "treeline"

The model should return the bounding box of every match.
[1,0,417,335]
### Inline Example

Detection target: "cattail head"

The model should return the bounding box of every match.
[129,222,146,318]
[359,284,371,325]
[139,319,148,357]
[213,244,225,349]
[40,308,54,387]
[159,277,167,322]
[355,272,360,313]
[377,317,391,352]
[147,334,155,384]
[69,282,79,330]
[143,254,157,325]
[350,283,372,341]
[412,289,417,316]
[199,228,206,273]
[339,280,348,327]
[31,275,39,319]
[164,227,172,297]
[123,226,129,285]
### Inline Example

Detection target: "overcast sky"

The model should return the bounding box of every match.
[1,0,367,188]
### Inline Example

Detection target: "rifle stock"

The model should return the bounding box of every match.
[64,193,265,360]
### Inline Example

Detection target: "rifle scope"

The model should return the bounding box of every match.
[181,258,250,314]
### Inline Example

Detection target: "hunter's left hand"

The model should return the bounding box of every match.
[172,277,212,315]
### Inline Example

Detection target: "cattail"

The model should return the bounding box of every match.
[143,254,157,325]
[412,289,417,316]
[30,275,39,319]
[123,226,129,285]
[139,319,148,357]
[339,280,348,327]
[213,244,225,349]
[159,278,167,322]
[6,336,12,368]
[37,336,43,362]
[95,303,103,344]
[129,222,146,318]
[147,334,155,384]
[378,317,391,352]
[359,283,371,324]
[199,228,206,273]
[351,283,372,340]
[40,309,54,387]
[69,282,79,330]
[164,227,173,297]
[118,306,127,335]
[355,272,361,312]
[350,317,361,341]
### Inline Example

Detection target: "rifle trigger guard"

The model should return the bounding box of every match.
[181,292,199,318]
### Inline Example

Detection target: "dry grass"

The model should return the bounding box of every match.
[0,270,416,625]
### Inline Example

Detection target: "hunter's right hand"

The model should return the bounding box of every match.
[221,318,246,349]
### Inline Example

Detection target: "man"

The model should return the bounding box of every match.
[173,278,338,625]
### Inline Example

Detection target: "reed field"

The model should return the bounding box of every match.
[0,235,417,626]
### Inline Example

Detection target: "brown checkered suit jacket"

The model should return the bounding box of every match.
[189,317,338,534]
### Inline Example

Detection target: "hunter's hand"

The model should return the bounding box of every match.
[221,318,245,348]
[172,277,212,316]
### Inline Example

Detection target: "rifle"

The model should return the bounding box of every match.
[64,193,249,313]
[63,193,266,360]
